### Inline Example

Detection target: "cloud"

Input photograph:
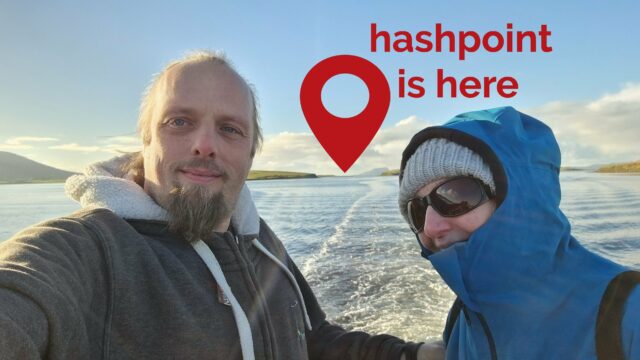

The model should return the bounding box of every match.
[252,132,335,174]
[0,136,59,150]
[6,83,637,173]
[99,135,140,145]
[0,135,141,155]
[47,136,141,154]
[253,116,433,175]
[99,135,142,153]
[527,83,640,166]
[255,83,640,174]
[49,143,102,152]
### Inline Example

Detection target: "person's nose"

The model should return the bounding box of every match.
[191,124,220,158]
[423,206,452,239]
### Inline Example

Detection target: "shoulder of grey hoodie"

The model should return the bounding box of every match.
[0,207,120,359]
[1,206,243,359]
[0,207,423,360]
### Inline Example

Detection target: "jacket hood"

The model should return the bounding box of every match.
[400,107,627,358]
[64,153,260,236]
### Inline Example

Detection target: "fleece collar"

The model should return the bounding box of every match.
[64,153,260,237]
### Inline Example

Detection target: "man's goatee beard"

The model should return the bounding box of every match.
[166,184,231,243]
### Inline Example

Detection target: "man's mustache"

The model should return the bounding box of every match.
[170,159,230,181]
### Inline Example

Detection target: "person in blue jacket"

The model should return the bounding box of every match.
[397,106,640,359]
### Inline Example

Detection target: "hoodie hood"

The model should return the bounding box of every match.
[64,153,260,236]
[400,107,627,358]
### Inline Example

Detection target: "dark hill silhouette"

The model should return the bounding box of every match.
[0,151,76,183]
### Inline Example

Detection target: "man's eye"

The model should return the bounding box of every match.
[168,118,189,127]
[221,126,241,135]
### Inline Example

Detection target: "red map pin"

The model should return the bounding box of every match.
[300,55,390,172]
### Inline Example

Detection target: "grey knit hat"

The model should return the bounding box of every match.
[398,138,496,223]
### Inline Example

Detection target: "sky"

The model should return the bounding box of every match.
[1,0,638,175]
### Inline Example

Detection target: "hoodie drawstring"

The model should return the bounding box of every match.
[191,238,313,360]
[191,240,255,360]
[251,239,313,331]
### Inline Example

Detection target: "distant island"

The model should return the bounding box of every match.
[381,169,400,176]
[248,170,317,180]
[0,151,318,183]
[382,168,591,176]
[2,151,637,184]
[354,167,389,177]
[596,160,640,173]
[379,161,640,176]
[0,151,76,184]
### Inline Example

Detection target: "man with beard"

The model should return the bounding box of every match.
[0,51,442,359]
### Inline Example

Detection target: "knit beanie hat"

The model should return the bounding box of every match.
[398,138,496,224]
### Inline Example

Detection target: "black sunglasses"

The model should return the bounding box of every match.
[407,176,492,234]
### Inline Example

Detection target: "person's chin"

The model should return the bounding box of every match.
[419,236,439,253]
[433,237,465,252]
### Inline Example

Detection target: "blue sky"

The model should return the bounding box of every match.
[1,1,638,174]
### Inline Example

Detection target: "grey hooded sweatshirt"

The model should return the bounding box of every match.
[0,154,422,359]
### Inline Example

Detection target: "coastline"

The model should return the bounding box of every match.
[2,166,639,185]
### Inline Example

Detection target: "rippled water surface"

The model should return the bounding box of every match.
[1,172,639,342]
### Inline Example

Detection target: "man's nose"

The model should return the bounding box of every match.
[423,206,451,238]
[191,125,219,157]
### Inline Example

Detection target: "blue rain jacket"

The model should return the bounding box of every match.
[403,107,640,359]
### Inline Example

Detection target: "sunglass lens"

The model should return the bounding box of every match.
[432,178,484,216]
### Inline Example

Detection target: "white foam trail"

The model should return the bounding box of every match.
[301,179,376,276]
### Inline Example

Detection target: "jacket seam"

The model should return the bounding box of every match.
[233,235,276,360]
[81,218,115,360]
[477,312,498,360]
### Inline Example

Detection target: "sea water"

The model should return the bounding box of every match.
[1,172,639,342]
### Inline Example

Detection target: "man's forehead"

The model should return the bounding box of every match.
[163,61,249,94]
[154,61,253,114]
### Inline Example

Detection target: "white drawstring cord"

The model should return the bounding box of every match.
[251,239,313,331]
[191,240,255,360]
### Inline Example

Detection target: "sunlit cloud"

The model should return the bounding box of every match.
[49,143,102,152]
[253,116,432,175]
[253,132,336,174]
[99,135,140,145]
[0,144,32,150]
[528,83,640,166]
[0,135,142,155]
[6,136,59,145]
[99,135,142,153]
[255,83,640,174]
[45,136,142,154]
[5,83,638,174]
[0,136,59,150]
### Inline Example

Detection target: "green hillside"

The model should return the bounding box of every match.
[381,169,400,176]
[596,160,640,173]
[248,170,317,180]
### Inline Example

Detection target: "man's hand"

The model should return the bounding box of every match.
[401,340,445,360]
[418,340,445,360]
